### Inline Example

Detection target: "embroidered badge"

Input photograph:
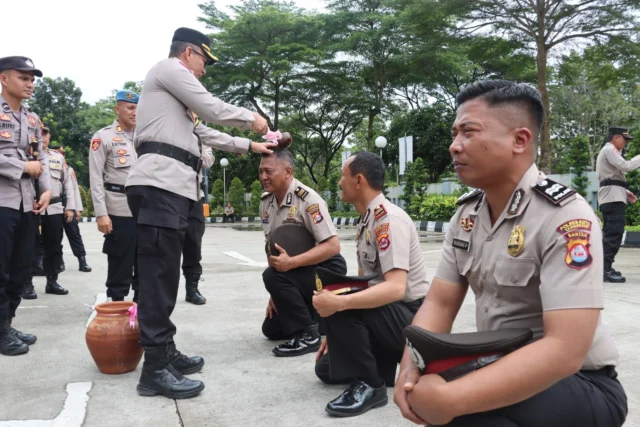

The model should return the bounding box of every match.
[116,126,122,132]
[0,113,10,122]
[508,189,524,215]
[306,203,323,224]
[112,137,124,142]
[461,217,474,232]
[556,219,593,270]
[508,225,525,257]
[117,149,127,155]
[119,157,127,164]
[286,193,293,205]
[91,138,101,151]
[0,131,12,139]
[375,223,390,251]
[28,116,36,127]
[374,205,387,221]
[288,206,296,217]
[452,238,470,251]
[125,92,135,101]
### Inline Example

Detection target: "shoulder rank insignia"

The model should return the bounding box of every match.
[295,187,309,201]
[261,192,272,200]
[533,178,576,205]
[456,189,483,206]
[374,205,387,221]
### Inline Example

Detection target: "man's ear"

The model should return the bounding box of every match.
[513,127,533,154]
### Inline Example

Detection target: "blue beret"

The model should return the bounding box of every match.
[116,90,139,104]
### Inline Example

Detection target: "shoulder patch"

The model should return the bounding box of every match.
[556,219,593,270]
[533,179,576,205]
[374,223,390,251]
[91,138,102,151]
[261,192,271,200]
[295,186,309,201]
[374,205,387,222]
[456,189,483,206]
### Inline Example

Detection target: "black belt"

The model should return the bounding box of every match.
[600,179,628,189]
[50,196,62,205]
[105,183,126,194]
[137,141,202,173]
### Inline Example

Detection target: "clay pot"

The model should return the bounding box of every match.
[278,132,292,149]
[85,301,143,374]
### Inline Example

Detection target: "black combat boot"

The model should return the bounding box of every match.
[604,269,625,283]
[136,345,204,399]
[21,279,37,300]
[8,319,36,345]
[0,320,29,356]
[45,275,69,295]
[78,256,92,272]
[166,342,205,375]
[185,276,206,305]
[34,255,45,276]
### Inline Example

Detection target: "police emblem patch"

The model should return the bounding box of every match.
[556,219,593,270]
[125,92,135,100]
[306,203,323,224]
[91,138,101,151]
[375,223,390,251]
[28,116,36,127]
[0,131,12,139]
[0,113,10,122]
[461,217,474,232]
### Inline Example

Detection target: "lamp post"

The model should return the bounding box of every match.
[375,136,387,158]
[220,158,229,206]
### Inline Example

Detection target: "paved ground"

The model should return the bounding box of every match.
[1,223,638,426]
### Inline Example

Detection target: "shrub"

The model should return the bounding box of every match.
[418,195,458,222]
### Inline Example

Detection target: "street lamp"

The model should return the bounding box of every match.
[220,158,229,206]
[375,136,388,158]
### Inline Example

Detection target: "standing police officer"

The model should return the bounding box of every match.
[0,56,51,355]
[181,143,214,305]
[62,163,91,272]
[259,149,347,357]
[89,90,139,302]
[125,27,273,399]
[596,126,640,283]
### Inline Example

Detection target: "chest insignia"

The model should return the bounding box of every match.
[507,225,525,257]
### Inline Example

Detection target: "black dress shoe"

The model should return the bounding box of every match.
[21,280,37,300]
[45,276,69,295]
[78,256,92,272]
[0,322,28,356]
[10,326,37,345]
[167,343,204,375]
[273,323,321,357]
[326,380,388,417]
[604,269,625,283]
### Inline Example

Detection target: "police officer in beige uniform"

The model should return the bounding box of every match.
[125,27,273,399]
[0,56,51,355]
[89,90,139,302]
[181,142,214,305]
[312,151,428,417]
[259,149,347,357]
[595,127,640,283]
[394,81,626,427]
[61,163,91,272]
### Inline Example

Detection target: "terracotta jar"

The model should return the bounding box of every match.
[86,301,143,374]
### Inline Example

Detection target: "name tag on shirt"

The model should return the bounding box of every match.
[452,238,470,251]
[49,161,62,170]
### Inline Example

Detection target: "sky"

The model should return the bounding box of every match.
[4,0,325,104]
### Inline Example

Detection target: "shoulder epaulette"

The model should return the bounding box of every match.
[533,178,576,205]
[295,186,309,201]
[261,192,272,200]
[456,189,484,206]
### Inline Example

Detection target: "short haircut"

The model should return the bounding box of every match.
[262,148,294,169]
[455,80,544,139]
[348,151,385,191]
[169,41,195,58]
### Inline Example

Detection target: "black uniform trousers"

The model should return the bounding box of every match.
[316,298,423,387]
[41,212,64,276]
[433,366,627,427]
[182,198,205,279]
[600,201,626,271]
[0,206,35,321]
[103,215,138,299]
[63,215,86,257]
[126,185,192,346]
[262,254,347,340]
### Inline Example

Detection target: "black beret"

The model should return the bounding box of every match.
[172,27,218,65]
[315,267,379,295]
[0,56,42,77]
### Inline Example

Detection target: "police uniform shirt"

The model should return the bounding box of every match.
[126,58,255,202]
[596,142,640,205]
[435,164,619,370]
[44,149,75,215]
[356,193,429,303]
[260,179,337,245]
[69,167,83,212]
[89,120,137,217]
[0,95,51,212]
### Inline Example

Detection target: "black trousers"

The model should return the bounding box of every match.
[0,206,35,321]
[41,212,64,276]
[182,198,205,278]
[434,367,627,427]
[126,185,191,346]
[262,254,347,340]
[601,202,626,271]
[103,215,138,299]
[222,214,234,223]
[316,299,422,386]
[62,215,86,257]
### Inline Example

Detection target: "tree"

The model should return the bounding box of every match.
[228,177,246,213]
[249,180,264,216]
[210,178,224,209]
[328,173,340,211]
[457,0,639,173]
[401,158,427,215]
[567,136,590,197]
[79,186,94,218]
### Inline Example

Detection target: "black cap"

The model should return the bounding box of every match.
[0,56,42,77]
[609,126,633,141]
[41,122,50,133]
[265,223,315,258]
[315,267,379,295]
[172,27,218,65]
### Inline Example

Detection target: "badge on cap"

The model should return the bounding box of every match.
[508,225,525,257]
[0,131,12,139]
[25,59,34,68]
[91,138,101,151]
[557,219,593,270]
